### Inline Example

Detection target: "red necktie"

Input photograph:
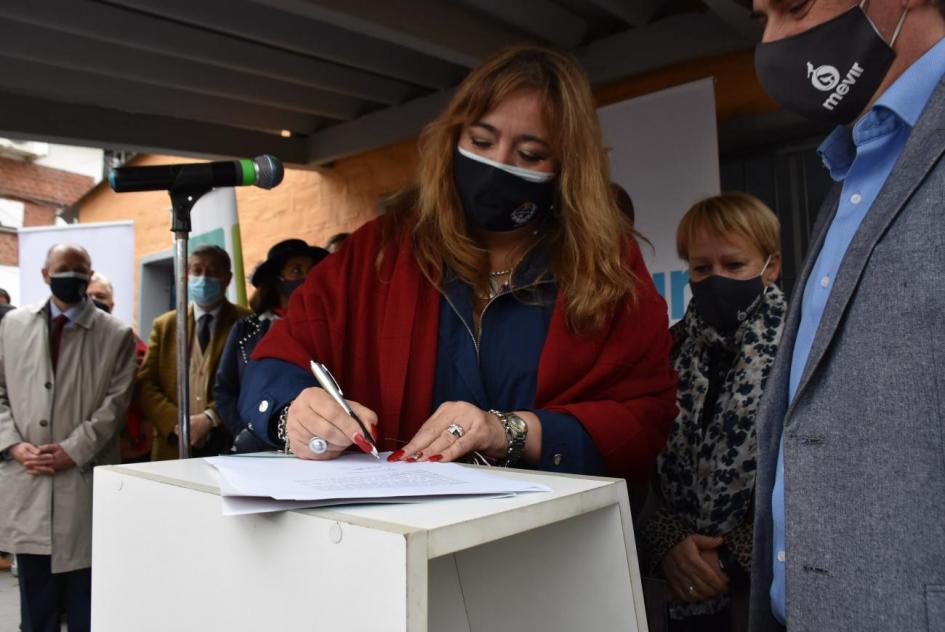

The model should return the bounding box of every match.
[50,314,68,372]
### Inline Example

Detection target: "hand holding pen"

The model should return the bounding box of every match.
[309,361,379,458]
[282,362,379,460]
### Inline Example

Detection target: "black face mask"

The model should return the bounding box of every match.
[690,275,766,333]
[49,273,90,306]
[754,2,908,126]
[453,148,556,232]
[92,299,111,313]
[279,279,304,298]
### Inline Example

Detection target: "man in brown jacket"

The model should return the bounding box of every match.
[136,244,250,461]
[0,244,137,632]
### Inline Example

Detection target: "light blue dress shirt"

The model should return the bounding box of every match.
[770,38,945,624]
[50,297,86,327]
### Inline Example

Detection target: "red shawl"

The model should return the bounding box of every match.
[253,218,677,481]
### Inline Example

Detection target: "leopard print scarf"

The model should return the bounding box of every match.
[657,284,786,536]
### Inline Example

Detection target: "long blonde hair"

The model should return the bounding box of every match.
[384,45,639,332]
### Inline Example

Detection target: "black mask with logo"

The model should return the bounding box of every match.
[49,272,90,306]
[754,2,908,126]
[690,262,770,334]
[453,148,556,232]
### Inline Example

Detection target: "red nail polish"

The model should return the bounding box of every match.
[353,433,373,454]
[387,449,405,462]
[370,423,379,441]
[428,455,443,462]
[406,457,417,463]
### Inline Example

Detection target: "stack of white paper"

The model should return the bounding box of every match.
[206,453,551,515]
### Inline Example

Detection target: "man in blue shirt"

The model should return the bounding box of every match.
[747,1,945,630]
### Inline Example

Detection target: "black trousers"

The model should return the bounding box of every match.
[18,554,91,632]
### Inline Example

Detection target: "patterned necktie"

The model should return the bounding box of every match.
[197,313,213,353]
[50,314,69,372]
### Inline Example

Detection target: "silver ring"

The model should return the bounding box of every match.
[446,423,465,438]
[308,435,328,454]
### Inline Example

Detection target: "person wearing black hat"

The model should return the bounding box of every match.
[213,239,328,453]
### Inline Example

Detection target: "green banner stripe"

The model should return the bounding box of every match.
[231,223,247,308]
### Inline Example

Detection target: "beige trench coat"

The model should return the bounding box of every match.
[0,300,136,573]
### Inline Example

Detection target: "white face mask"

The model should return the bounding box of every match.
[457,146,556,183]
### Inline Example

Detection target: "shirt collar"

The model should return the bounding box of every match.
[50,297,86,323]
[875,36,945,128]
[193,301,223,321]
[817,126,856,182]
[818,36,945,181]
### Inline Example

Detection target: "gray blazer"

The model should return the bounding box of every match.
[750,77,945,632]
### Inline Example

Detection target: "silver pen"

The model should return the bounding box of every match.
[309,361,379,459]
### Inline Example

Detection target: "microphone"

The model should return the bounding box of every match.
[108,155,284,193]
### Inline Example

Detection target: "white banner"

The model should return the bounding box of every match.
[187,187,246,305]
[599,78,720,322]
[18,222,136,325]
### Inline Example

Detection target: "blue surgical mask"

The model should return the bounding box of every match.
[188,276,223,307]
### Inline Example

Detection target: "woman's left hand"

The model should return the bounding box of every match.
[661,534,729,603]
[393,401,507,463]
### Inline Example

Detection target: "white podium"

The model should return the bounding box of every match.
[92,459,647,632]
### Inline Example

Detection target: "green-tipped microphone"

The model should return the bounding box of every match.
[108,155,284,193]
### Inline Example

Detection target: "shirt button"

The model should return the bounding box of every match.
[44,382,52,390]
[258,400,269,413]
[850,193,862,204]
[820,276,830,288]
[552,453,563,466]
[39,419,48,427]
[778,550,786,563]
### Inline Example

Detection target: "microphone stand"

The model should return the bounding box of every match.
[169,186,211,459]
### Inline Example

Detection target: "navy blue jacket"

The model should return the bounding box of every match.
[214,314,275,453]
[240,261,604,475]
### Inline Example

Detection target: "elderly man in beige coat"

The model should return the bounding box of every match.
[0,244,136,632]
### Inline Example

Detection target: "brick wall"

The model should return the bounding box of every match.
[0,230,18,266]
[77,139,420,327]
[0,156,94,206]
[23,202,57,227]
[0,156,94,272]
